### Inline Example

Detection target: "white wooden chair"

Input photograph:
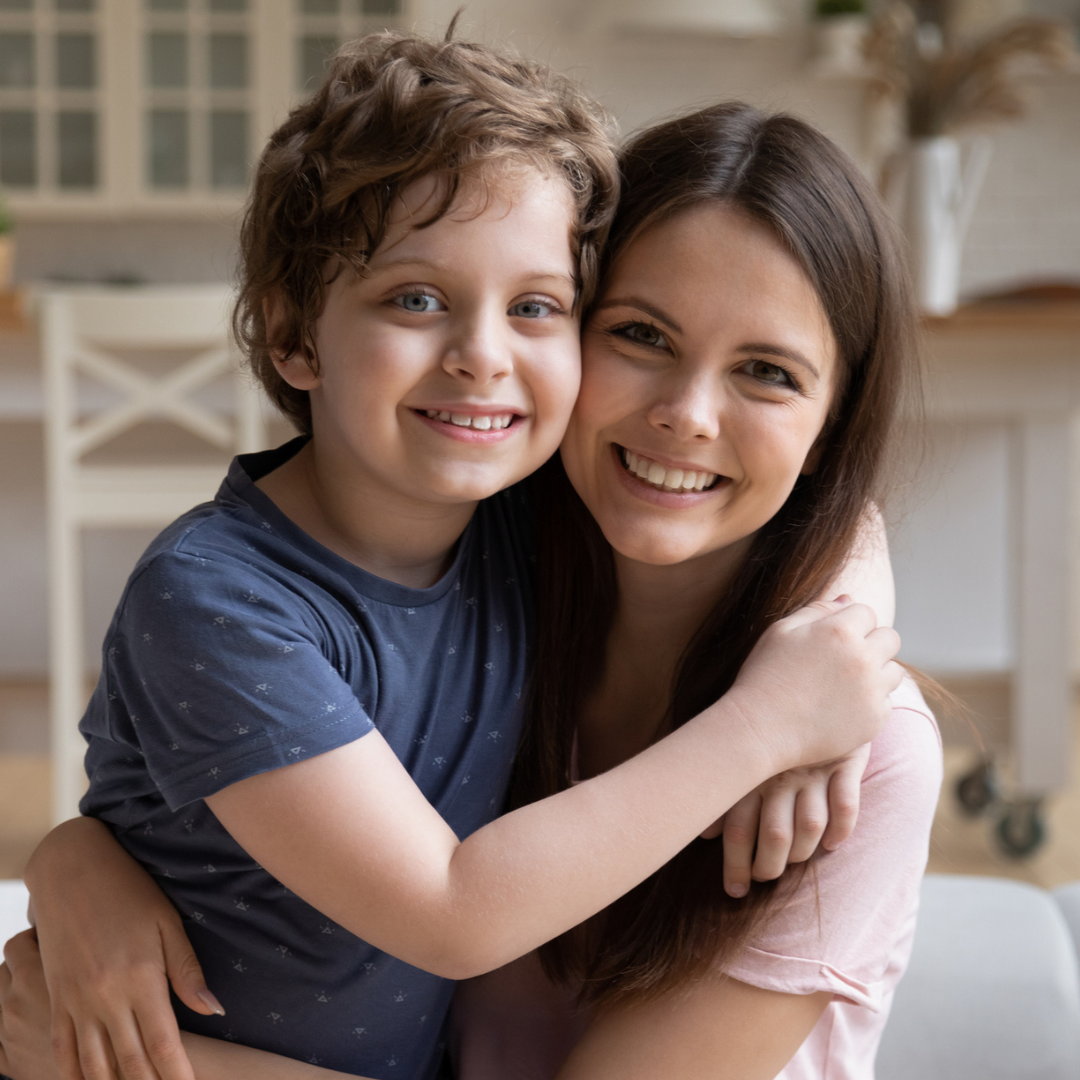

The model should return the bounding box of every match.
[40,286,269,825]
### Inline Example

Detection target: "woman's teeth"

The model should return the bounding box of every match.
[424,410,514,431]
[622,448,718,493]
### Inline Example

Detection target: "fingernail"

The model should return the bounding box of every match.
[728,883,748,898]
[198,989,226,1016]
[834,594,852,605]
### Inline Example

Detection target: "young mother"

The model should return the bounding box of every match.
[451,101,942,1080]
[0,102,936,1080]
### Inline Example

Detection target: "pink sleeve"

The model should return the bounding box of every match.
[722,678,943,1012]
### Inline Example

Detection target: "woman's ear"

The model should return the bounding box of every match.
[263,292,321,391]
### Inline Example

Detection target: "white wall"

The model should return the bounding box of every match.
[1,0,1078,688]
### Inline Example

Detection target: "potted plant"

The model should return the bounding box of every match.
[812,0,871,77]
[864,1,1075,314]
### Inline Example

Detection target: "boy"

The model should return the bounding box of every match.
[11,30,899,1080]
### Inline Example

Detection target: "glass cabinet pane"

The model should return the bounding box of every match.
[146,0,186,10]
[56,33,95,89]
[300,0,339,13]
[0,33,35,88]
[210,109,245,187]
[0,110,36,185]
[209,0,246,9]
[0,0,32,10]
[209,33,246,89]
[148,32,187,88]
[56,0,94,10]
[148,108,187,186]
[299,34,337,89]
[360,0,400,13]
[58,109,96,186]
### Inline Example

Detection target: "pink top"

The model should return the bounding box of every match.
[451,679,943,1080]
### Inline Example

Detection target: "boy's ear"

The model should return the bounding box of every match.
[263,292,321,391]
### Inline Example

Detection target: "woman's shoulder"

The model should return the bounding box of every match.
[864,676,944,811]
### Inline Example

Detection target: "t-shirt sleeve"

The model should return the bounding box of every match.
[722,678,943,1011]
[102,549,375,811]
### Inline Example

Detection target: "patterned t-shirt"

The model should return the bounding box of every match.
[79,438,535,1079]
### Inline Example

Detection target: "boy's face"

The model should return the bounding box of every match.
[275,166,581,509]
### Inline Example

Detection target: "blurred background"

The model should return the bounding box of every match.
[0,0,1078,885]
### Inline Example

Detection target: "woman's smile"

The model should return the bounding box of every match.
[561,202,839,568]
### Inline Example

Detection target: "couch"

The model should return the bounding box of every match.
[2,874,1080,1077]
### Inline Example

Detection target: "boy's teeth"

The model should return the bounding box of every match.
[622,448,718,493]
[424,411,514,431]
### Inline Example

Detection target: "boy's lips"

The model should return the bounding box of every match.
[412,407,525,442]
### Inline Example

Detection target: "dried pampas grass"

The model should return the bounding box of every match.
[864,2,1077,137]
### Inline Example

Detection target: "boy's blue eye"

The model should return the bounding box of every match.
[510,300,553,319]
[394,292,444,313]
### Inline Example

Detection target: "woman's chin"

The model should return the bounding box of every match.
[598,524,707,568]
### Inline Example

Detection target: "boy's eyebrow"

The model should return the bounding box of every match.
[369,256,576,289]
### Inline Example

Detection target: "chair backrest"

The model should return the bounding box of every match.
[878,874,1080,1080]
[40,286,266,502]
[39,286,270,824]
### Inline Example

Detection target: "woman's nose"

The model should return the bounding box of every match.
[442,309,513,385]
[645,374,722,442]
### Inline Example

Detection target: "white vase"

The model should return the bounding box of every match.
[884,135,992,317]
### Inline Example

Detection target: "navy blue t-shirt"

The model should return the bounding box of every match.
[80,439,535,1078]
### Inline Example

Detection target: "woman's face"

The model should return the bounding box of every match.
[561,202,839,569]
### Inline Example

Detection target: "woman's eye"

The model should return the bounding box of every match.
[745,359,795,388]
[393,292,444,313]
[614,322,668,349]
[509,299,554,319]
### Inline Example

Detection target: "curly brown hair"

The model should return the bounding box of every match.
[233,29,620,434]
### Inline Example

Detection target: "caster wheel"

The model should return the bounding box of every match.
[995,802,1047,859]
[955,761,996,817]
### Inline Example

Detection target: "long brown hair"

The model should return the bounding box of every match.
[509,102,921,1007]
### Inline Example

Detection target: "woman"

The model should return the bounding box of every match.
[450,101,940,1080]
[0,102,935,1080]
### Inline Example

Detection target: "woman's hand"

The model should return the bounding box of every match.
[701,744,871,897]
[0,929,62,1080]
[24,817,223,1080]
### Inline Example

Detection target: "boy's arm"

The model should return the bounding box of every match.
[205,599,900,980]
[717,507,895,896]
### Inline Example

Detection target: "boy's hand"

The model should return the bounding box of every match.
[727,597,902,776]
[25,817,220,1080]
[701,744,872,897]
[0,929,61,1080]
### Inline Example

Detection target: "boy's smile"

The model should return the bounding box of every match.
[263,166,581,584]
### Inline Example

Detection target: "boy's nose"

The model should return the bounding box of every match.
[442,311,513,384]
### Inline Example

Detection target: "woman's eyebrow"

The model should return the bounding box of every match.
[592,297,683,334]
[738,342,820,380]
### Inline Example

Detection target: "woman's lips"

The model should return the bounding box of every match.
[620,447,719,493]
[611,444,730,506]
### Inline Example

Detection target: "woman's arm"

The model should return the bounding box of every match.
[0,930,360,1080]
[554,977,829,1080]
[23,817,215,1080]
